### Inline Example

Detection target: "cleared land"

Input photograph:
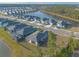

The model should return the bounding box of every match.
[68,27,79,32]
[42,5,79,22]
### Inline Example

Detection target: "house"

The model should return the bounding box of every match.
[35,16,41,23]
[36,31,48,46]
[11,32,23,41]
[16,26,36,36]
[26,31,48,46]
[6,22,20,32]
[13,23,27,32]
[15,26,32,35]
[27,16,35,21]
[56,20,71,28]
[5,21,16,28]
[7,25,16,32]
[50,19,57,25]
[12,26,37,41]
[42,18,50,25]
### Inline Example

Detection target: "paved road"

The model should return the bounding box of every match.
[0,15,79,39]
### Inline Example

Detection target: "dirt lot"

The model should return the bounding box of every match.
[56,35,70,48]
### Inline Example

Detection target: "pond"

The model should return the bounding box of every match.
[0,40,11,57]
[25,11,52,19]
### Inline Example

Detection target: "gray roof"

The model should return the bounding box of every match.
[26,31,48,43]
[26,31,39,42]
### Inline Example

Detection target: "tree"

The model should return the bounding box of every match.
[66,37,77,55]
[47,31,56,56]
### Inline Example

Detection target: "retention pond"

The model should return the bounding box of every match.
[0,40,11,57]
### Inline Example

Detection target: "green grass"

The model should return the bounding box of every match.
[52,25,56,28]
[37,28,43,32]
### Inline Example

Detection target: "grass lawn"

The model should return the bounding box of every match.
[19,41,41,56]
[52,25,56,28]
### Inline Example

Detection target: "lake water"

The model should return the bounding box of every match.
[0,40,11,57]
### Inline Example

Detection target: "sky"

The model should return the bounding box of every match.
[0,2,79,4]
